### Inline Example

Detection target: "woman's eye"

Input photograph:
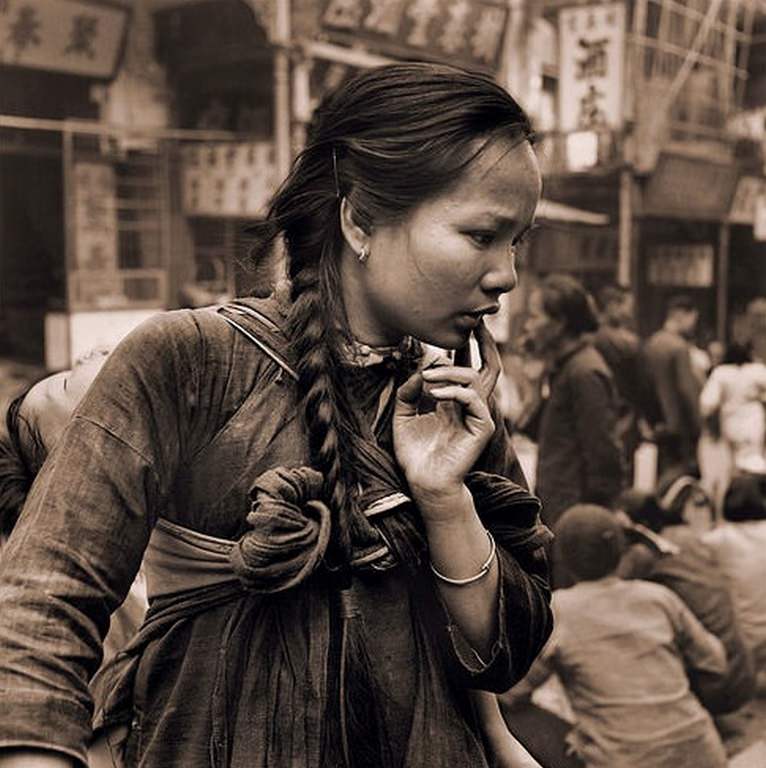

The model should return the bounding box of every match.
[513,224,539,247]
[466,231,496,248]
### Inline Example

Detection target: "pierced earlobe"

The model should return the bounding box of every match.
[358,244,370,263]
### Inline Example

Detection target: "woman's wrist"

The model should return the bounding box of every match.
[411,482,474,527]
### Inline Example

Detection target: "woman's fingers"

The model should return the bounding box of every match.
[430,385,493,424]
[395,372,424,416]
[421,366,480,387]
[476,321,502,399]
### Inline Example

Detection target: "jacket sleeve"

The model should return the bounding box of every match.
[570,366,624,508]
[0,310,207,766]
[423,415,553,694]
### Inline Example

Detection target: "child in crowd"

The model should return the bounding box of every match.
[504,504,728,768]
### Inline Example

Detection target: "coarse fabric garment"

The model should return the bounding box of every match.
[703,520,766,669]
[535,577,727,768]
[535,340,624,528]
[0,296,553,768]
[619,524,755,714]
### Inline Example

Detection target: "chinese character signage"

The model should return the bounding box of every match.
[0,0,128,78]
[320,0,509,73]
[647,244,714,288]
[70,162,124,306]
[181,142,279,218]
[558,2,625,133]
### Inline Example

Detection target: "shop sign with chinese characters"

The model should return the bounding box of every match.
[0,0,128,78]
[558,2,626,133]
[319,0,509,73]
[647,244,714,288]
[181,142,279,218]
[70,162,125,308]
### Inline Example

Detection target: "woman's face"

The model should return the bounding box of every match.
[524,288,563,356]
[19,349,109,454]
[346,137,541,349]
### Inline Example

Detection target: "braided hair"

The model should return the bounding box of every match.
[249,61,535,767]
[253,62,533,575]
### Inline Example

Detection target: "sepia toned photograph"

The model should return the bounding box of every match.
[1,0,766,766]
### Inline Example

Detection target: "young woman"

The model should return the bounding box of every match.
[0,63,552,768]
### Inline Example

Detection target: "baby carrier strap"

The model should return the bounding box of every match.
[216,297,298,381]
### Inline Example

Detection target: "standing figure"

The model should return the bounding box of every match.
[699,342,766,477]
[592,284,655,475]
[644,294,702,475]
[0,64,553,768]
[525,274,624,532]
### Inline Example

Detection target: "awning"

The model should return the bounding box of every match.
[536,199,610,226]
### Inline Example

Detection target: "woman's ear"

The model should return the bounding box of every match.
[339,197,370,256]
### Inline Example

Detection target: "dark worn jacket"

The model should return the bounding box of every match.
[593,324,658,424]
[0,297,552,768]
[643,328,702,445]
[535,340,624,526]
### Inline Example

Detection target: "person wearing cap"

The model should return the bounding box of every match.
[704,474,766,684]
[616,489,755,716]
[644,294,703,475]
[505,504,728,768]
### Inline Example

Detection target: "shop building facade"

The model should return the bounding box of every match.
[529,0,766,344]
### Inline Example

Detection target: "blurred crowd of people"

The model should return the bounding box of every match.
[494,274,766,766]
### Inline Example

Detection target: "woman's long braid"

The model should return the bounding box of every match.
[287,233,389,767]
[287,258,361,577]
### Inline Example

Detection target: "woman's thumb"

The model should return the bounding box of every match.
[395,372,423,416]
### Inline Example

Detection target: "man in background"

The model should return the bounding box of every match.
[593,285,656,475]
[644,294,702,475]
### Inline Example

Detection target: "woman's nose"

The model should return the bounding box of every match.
[482,247,518,295]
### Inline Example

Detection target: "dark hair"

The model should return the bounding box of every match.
[597,284,628,312]
[723,474,766,523]
[252,63,534,573]
[667,294,696,314]
[249,62,535,765]
[616,489,682,532]
[555,504,625,581]
[538,273,599,337]
[1,387,47,538]
[723,341,751,366]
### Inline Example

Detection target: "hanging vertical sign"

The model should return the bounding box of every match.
[70,162,124,307]
[0,0,128,78]
[181,142,279,218]
[319,0,509,73]
[558,2,626,133]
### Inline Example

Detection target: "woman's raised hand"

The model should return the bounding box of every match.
[393,321,501,515]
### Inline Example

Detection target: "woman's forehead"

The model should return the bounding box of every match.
[437,138,541,219]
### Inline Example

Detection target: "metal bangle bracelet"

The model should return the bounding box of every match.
[429,529,497,586]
